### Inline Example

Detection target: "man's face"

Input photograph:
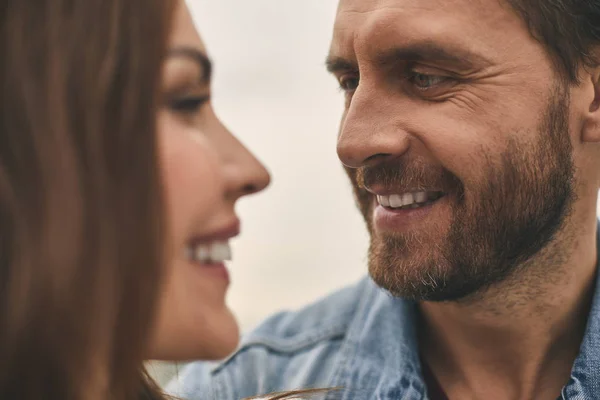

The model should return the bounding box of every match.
[328,0,579,301]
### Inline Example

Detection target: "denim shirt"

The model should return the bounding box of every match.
[170,230,600,400]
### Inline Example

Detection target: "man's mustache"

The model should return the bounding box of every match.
[354,159,462,193]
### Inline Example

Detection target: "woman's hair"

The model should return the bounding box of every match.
[0,0,174,399]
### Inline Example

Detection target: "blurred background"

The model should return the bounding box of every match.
[152,0,600,386]
[150,0,369,385]
[187,0,368,330]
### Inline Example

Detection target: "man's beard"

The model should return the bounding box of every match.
[348,85,576,302]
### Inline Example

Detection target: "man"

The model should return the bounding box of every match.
[172,0,600,398]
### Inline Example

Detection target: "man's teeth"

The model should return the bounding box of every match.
[377,191,442,210]
[187,241,232,264]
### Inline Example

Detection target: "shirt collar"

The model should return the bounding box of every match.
[561,221,600,398]
[329,279,424,399]
[333,222,600,400]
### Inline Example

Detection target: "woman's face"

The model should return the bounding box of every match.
[149,1,271,361]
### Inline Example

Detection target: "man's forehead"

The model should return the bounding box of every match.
[336,0,438,15]
[330,0,520,59]
[335,0,502,17]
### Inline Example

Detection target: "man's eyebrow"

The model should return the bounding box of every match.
[326,42,491,74]
[375,42,492,69]
[167,47,213,83]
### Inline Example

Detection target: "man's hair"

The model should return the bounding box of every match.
[507,0,600,83]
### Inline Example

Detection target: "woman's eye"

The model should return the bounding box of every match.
[169,96,210,114]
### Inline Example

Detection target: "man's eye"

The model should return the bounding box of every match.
[338,75,360,92]
[169,96,210,114]
[408,72,449,90]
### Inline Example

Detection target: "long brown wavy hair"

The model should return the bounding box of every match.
[0,0,174,399]
[1,1,338,399]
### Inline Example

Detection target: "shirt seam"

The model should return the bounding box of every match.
[212,324,349,374]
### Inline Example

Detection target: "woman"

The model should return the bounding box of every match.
[149,1,271,363]
[1,0,265,396]
[1,0,333,398]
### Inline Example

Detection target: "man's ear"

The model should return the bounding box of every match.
[582,67,600,143]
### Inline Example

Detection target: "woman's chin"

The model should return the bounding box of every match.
[195,308,241,360]
[200,323,240,360]
[148,309,240,362]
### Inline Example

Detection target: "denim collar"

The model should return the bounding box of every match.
[330,223,600,400]
[561,223,600,398]
[328,279,423,400]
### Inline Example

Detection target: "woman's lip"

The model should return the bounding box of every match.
[198,262,230,284]
[190,219,241,244]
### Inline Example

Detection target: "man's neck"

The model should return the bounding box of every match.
[419,219,598,400]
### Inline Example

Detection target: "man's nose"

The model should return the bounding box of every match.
[337,90,411,169]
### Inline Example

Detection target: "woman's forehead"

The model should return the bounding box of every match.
[170,1,207,53]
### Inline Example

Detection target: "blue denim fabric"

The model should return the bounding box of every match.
[170,227,600,400]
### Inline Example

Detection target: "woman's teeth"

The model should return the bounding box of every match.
[187,241,232,264]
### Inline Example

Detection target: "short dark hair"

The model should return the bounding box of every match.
[506,0,600,83]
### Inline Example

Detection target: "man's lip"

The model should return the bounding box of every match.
[190,219,241,244]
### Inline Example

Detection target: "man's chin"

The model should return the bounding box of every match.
[369,269,480,302]
[367,253,487,303]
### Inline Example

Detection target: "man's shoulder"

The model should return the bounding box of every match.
[236,276,371,353]
[170,277,374,399]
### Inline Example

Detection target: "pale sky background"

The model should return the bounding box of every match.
[152,0,367,385]
[155,0,600,387]
[186,0,370,332]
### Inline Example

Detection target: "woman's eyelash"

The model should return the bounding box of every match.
[169,95,210,113]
